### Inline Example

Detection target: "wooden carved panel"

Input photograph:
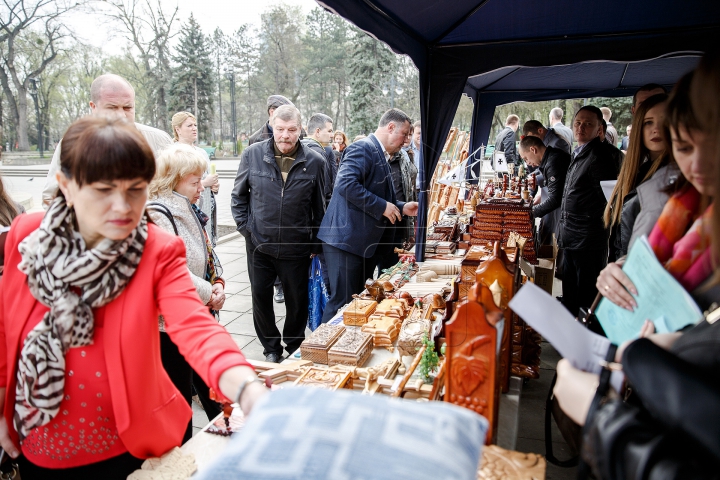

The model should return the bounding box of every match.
[444,283,501,444]
[475,242,516,393]
[477,445,546,480]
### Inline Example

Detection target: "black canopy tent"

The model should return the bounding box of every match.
[316,0,720,261]
[464,53,701,177]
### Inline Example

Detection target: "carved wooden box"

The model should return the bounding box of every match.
[328,330,373,367]
[374,299,410,319]
[300,324,346,364]
[361,316,401,350]
[397,312,431,357]
[343,299,377,326]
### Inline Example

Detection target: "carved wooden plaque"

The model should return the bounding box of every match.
[477,445,546,480]
[294,367,352,390]
[444,283,501,444]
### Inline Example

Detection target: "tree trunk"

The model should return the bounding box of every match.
[16,88,29,151]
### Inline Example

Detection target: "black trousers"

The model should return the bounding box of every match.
[160,332,222,443]
[16,452,143,480]
[321,243,378,323]
[245,241,310,356]
[560,247,607,317]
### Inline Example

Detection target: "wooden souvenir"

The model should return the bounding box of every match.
[356,358,401,395]
[443,127,458,153]
[477,445,547,480]
[374,298,410,319]
[293,366,352,390]
[300,324,346,364]
[362,316,401,350]
[475,242,517,393]
[447,185,460,207]
[328,330,373,367]
[444,283,503,444]
[436,241,457,255]
[343,298,377,326]
[397,294,445,356]
[392,342,426,398]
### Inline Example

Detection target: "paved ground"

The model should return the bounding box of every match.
[4,162,578,477]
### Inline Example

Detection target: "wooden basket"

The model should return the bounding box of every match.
[300,324,346,364]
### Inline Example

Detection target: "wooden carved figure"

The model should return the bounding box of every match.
[444,283,503,444]
[475,242,516,393]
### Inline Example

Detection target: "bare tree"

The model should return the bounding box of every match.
[105,0,178,132]
[0,0,82,150]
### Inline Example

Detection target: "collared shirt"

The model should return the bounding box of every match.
[410,141,421,189]
[371,133,391,162]
[572,142,589,159]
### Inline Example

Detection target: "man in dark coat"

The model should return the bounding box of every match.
[248,94,294,145]
[302,112,337,205]
[557,106,620,317]
[522,120,571,155]
[518,136,570,247]
[318,108,418,323]
[232,105,326,363]
[494,114,520,166]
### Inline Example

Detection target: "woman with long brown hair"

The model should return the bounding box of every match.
[604,93,671,261]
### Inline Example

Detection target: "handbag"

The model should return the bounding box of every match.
[580,338,720,479]
[307,256,329,332]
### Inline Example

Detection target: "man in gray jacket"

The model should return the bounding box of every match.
[232,105,326,363]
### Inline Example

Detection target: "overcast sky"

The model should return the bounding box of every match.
[65,0,321,54]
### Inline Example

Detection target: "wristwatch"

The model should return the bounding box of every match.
[234,376,271,407]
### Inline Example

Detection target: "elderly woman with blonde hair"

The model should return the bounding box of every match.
[171,111,219,244]
[147,143,227,438]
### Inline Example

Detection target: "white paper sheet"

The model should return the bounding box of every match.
[509,282,624,391]
[600,180,617,201]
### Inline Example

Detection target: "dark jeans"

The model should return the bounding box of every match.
[17,452,143,480]
[560,247,607,317]
[321,243,378,323]
[245,241,310,356]
[160,332,222,443]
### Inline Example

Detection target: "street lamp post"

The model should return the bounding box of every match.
[224,69,237,157]
[381,75,403,109]
[28,77,43,158]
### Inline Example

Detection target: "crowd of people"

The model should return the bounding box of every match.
[0,45,716,478]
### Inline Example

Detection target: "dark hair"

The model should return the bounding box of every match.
[378,108,412,128]
[522,120,544,136]
[576,105,603,124]
[689,49,720,284]
[633,83,667,107]
[519,135,545,151]
[662,72,700,196]
[60,116,156,187]
[600,118,608,133]
[307,113,333,134]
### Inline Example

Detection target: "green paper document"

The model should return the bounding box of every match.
[595,236,703,345]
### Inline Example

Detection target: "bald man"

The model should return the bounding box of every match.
[42,74,172,207]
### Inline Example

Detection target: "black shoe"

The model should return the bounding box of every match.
[274,285,285,303]
[265,353,282,363]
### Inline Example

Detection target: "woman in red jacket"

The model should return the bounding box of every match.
[0,117,267,479]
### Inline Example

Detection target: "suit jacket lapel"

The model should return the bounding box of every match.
[369,135,396,204]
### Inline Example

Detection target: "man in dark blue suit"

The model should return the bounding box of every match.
[319,109,418,322]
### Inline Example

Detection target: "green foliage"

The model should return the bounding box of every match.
[418,332,439,382]
[168,14,215,141]
[347,27,396,137]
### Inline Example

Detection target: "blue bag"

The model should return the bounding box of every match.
[308,256,329,331]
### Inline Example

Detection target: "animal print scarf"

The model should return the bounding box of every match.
[14,196,147,440]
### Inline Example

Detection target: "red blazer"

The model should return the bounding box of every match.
[0,213,251,458]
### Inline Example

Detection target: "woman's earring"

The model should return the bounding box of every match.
[67,201,73,208]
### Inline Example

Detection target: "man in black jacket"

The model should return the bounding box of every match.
[522,120,571,155]
[558,106,620,317]
[518,136,570,246]
[232,105,326,363]
[248,94,294,145]
[494,114,520,166]
[302,112,337,205]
